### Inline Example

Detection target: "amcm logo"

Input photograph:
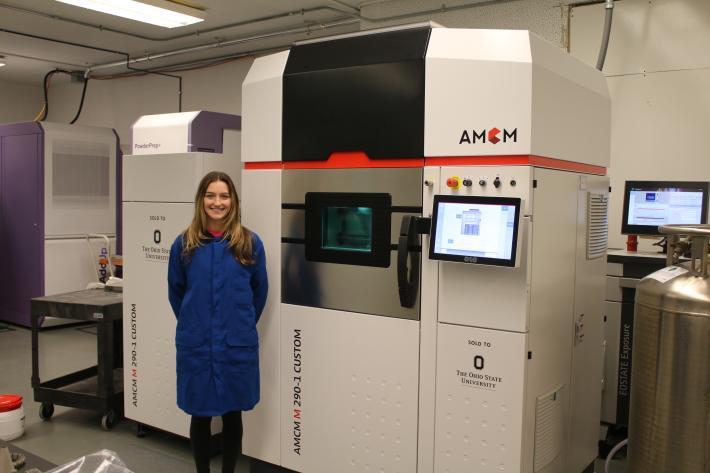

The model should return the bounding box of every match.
[459,127,518,145]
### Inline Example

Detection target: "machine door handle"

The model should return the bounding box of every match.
[397,216,430,308]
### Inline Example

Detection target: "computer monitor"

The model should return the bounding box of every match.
[621,181,709,235]
[429,195,521,267]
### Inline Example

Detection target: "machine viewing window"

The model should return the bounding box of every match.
[429,195,521,267]
[621,181,709,235]
[305,193,391,267]
[322,206,373,252]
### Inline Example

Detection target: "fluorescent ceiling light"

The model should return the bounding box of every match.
[55,0,205,28]
[0,63,5,67]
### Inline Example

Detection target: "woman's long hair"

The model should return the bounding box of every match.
[182,171,254,265]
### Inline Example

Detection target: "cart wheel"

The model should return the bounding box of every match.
[101,410,116,431]
[39,402,54,420]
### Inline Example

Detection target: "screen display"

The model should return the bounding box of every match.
[429,195,521,266]
[622,181,709,235]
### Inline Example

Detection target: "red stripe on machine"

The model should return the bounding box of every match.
[244,154,606,175]
[244,162,282,170]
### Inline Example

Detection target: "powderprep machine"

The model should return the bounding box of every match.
[241,24,610,473]
[122,111,241,437]
[0,121,119,328]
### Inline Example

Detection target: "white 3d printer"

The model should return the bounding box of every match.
[240,24,610,473]
[122,111,241,436]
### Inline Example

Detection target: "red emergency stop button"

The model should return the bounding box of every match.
[446,177,460,189]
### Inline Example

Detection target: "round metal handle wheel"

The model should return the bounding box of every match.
[39,402,54,420]
[101,410,117,431]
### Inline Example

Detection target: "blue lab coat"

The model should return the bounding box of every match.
[167,232,268,416]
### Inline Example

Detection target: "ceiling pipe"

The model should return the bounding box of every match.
[6,0,555,77]
[83,0,522,74]
[0,3,353,42]
[85,18,360,75]
[0,50,85,68]
[0,27,129,57]
[0,0,517,44]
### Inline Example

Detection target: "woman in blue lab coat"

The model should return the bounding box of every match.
[168,171,268,473]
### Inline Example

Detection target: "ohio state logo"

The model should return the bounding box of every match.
[459,128,518,145]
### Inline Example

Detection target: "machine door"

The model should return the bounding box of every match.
[282,168,423,320]
[304,192,391,268]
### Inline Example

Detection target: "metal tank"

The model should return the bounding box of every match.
[628,224,710,473]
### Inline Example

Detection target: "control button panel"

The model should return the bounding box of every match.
[439,166,532,214]
[443,174,518,191]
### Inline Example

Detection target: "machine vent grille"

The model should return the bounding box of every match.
[533,386,564,472]
[587,193,609,260]
[52,151,110,198]
[51,139,111,199]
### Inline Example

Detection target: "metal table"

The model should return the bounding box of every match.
[31,288,123,430]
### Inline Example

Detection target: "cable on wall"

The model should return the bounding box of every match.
[1,28,183,117]
[32,68,91,123]
[70,75,89,124]
[38,69,70,121]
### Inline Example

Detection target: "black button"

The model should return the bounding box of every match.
[494,177,501,188]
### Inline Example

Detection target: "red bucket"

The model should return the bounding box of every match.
[0,395,22,413]
[0,395,24,441]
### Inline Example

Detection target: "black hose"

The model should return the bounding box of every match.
[40,68,92,123]
[40,68,71,121]
[70,77,90,124]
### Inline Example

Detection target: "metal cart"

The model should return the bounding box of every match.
[31,288,123,430]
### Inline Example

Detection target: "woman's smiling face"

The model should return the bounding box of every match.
[203,180,231,228]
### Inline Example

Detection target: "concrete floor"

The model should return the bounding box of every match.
[1,323,627,473]
[1,324,248,473]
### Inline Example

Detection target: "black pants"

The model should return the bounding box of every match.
[190,410,243,473]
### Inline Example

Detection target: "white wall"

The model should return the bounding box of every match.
[571,0,710,250]
[0,80,42,123]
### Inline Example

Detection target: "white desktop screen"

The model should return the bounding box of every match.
[429,196,521,266]
[627,190,704,226]
[622,181,708,235]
